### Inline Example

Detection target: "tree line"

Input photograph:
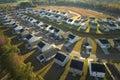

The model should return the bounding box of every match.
[0,23,43,80]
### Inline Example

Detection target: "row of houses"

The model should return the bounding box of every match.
[29,8,85,26]
[1,8,120,80]
[97,38,120,51]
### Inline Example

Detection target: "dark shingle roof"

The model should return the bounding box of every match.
[44,24,49,28]
[54,52,66,62]
[19,29,24,33]
[37,41,45,48]
[99,39,109,44]
[70,59,84,70]
[113,39,120,43]
[26,34,32,40]
[68,19,73,22]
[91,63,105,73]
[68,34,75,39]
[13,25,18,28]
[54,28,60,33]
[49,27,54,30]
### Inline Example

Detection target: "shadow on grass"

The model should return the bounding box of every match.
[24,49,53,72]
[10,35,22,45]
[18,41,36,55]
[44,63,64,80]
[65,72,81,80]
[3,28,15,38]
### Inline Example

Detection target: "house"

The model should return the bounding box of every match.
[12,25,23,34]
[44,24,52,31]
[107,22,117,30]
[25,34,40,49]
[90,17,95,23]
[36,48,58,63]
[62,17,69,22]
[89,22,97,30]
[32,10,39,14]
[54,15,62,22]
[44,13,49,17]
[113,39,120,51]
[39,11,45,17]
[54,28,62,36]
[48,26,55,33]
[47,9,52,13]
[97,39,111,48]
[89,62,105,78]
[106,17,114,23]
[46,13,54,19]
[35,21,44,27]
[74,20,81,26]
[37,41,52,52]
[67,33,78,43]
[54,52,69,67]
[83,42,92,54]
[61,12,68,17]
[99,23,110,32]
[28,18,37,24]
[4,19,15,25]
[66,19,75,25]
[70,59,84,75]
[80,24,88,30]
[18,29,30,40]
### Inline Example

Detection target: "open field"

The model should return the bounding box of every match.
[35,6,114,18]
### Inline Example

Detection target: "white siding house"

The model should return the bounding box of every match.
[25,34,40,49]
[37,48,58,63]
[67,33,78,44]
[89,62,105,78]
[97,39,111,48]
[54,52,69,67]
[70,59,84,75]
[37,41,52,52]
[13,25,23,34]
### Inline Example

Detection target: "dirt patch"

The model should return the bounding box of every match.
[35,6,113,18]
[0,35,7,46]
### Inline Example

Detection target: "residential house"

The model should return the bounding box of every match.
[12,25,23,34]
[54,52,69,67]
[66,19,75,25]
[18,29,30,40]
[70,59,84,75]
[89,62,105,78]
[67,33,78,43]
[36,48,58,63]
[25,34,40,49]
[97,39,111,48]
[37,41,52,52]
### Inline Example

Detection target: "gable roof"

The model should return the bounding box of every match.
[68,34,75,39]
[91,63,105,73]
[99,39,109,44]
[70,59,84,70]
[19,29,24,33]
[54,28,60,33]
[54,52,66,62]
[26,34,33,40]
[37,41,45,48]
[113,39,120,44]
